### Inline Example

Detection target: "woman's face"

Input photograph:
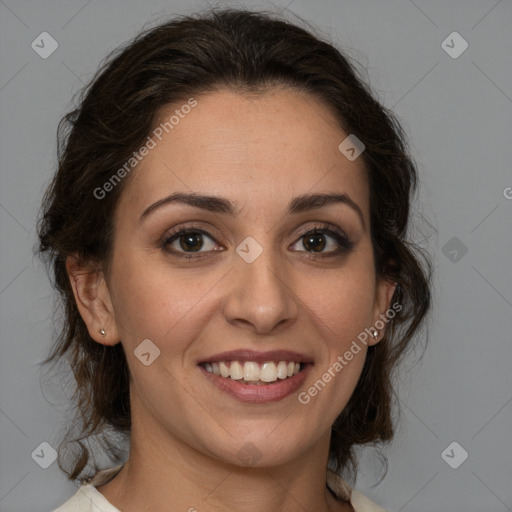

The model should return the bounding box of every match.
[92,87,394,466]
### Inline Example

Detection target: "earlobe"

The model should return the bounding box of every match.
[66,255,120,346]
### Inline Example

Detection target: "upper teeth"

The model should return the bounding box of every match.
[202,361,301,383]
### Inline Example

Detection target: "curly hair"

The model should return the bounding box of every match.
[37,7,432,483]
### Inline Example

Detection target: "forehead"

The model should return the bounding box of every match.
[118,87,369,222]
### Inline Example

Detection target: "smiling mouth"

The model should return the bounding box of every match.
[199,360,307,385]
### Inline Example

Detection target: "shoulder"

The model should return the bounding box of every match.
[350,488,389,512]
[52,465,124,512]
[51,484,119,512]
[53,465,390,512]
[326,469,390,512]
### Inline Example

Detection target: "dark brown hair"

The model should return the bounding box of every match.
[37,7,432,483]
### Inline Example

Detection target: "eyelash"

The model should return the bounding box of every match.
[161,223,354,261]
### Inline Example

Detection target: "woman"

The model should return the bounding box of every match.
[38,8,431,512]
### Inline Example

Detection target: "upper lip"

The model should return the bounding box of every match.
[198,349,313,364]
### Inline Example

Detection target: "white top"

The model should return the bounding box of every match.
[53,464,388,512]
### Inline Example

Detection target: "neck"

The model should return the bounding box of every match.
[96,407,350,512]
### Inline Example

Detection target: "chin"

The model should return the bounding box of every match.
[202,429,312,468]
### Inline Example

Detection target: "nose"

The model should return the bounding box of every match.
[223,247,299,335]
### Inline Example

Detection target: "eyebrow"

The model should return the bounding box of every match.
[139,192,365,228]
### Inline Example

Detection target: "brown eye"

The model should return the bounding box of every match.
[303,233,327,252]
[178,232,204,252]
[162,228,222,257]
[290,225,354,256]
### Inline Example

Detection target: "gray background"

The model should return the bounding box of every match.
[0,0,511,511]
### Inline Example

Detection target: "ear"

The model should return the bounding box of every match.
[369,277,398,346]
[66,254,120,346]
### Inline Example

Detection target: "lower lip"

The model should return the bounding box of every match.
[198,364,312,403]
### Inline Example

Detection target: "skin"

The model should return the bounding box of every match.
[67,87,396,512]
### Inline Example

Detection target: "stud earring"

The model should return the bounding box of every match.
[371,328,379,340]
[99,328,106,336]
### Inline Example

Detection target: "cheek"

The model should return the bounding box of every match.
[298,265,376,343]
[109,252,218,350]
